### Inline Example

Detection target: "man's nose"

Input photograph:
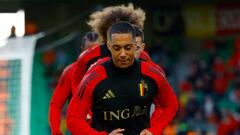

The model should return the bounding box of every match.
[120,49,127,58]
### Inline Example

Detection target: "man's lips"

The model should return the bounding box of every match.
[118,59,128,62]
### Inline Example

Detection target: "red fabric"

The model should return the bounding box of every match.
[227,54,239,80]
[49,62,77,135]
[213,76,229,94]
[88,57,110,71]
[179,81,192,92]
[217,123,231,135]
[140,51,152,61]
[150,105,163,127]
[203,40,214,49]
[235,37,240,50]
[71,45,101,92]
[49,45,101,135]
[213,61,226,73]
[67,66,108,135]
[84,57,110,125]
[42,51,55,66]
[216,4,240,35]
[141,62,179,135]
[147,61,166,128]
[217,115,239,135]
[228,52,240,68]
[148,61,166,79]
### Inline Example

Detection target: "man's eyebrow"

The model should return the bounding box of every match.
[112,44,133,47]
[112,44,121,47]
[123,44,134,47]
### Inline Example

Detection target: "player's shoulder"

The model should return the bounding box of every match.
[141,61,166,80]
[66,61,77,69]
[88,57,111,71]
[77,45,101,61]
[147,61,165,71]
[140,50,152,61]
[82,63,107,83]
[62,62,77,75]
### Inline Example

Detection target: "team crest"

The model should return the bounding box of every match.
[139,79,148,97]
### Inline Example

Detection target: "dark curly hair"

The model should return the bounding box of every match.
[87,3,145,43]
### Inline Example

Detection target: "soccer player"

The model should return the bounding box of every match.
[132,25,151,61]
[67,22,178,135]
[71,3,146,92]
[81,31,99,51]
[87,23,166,133]
[49,32,99,135]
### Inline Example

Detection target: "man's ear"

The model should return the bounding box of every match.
[141,43,145,50]
[107,41,111,50]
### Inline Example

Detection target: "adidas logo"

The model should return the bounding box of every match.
[103,90,116,99]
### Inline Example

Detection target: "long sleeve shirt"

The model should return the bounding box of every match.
[67,59,178,135]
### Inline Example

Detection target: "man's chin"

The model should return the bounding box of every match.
[116,63,131,68]
[120,65,130,68]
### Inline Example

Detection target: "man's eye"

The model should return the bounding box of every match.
[113,47,120,51]
[126,47,132,50]
[136,45,140,50]
[125,45,133,50]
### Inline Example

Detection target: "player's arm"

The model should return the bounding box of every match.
[148,62,166,127]
[67,66,107,135]
[140,50,152,61]
[71,46,101,93]
[71,54,88,93]
[148,61,166,79]
[49,64,74,135]
[150,103,163,127]
[141,63,178,134]
[88,57,110,72]
[148,72,178,134]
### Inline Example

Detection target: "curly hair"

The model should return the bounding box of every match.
[87,3,146,43]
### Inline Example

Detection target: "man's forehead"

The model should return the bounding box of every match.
[135,36,143,42]
[110,33,134,44]
[111,33,133,39]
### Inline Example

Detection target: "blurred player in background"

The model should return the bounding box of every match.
[132,25,150,61]
[81,31,99,51]
[49,31,99,135]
